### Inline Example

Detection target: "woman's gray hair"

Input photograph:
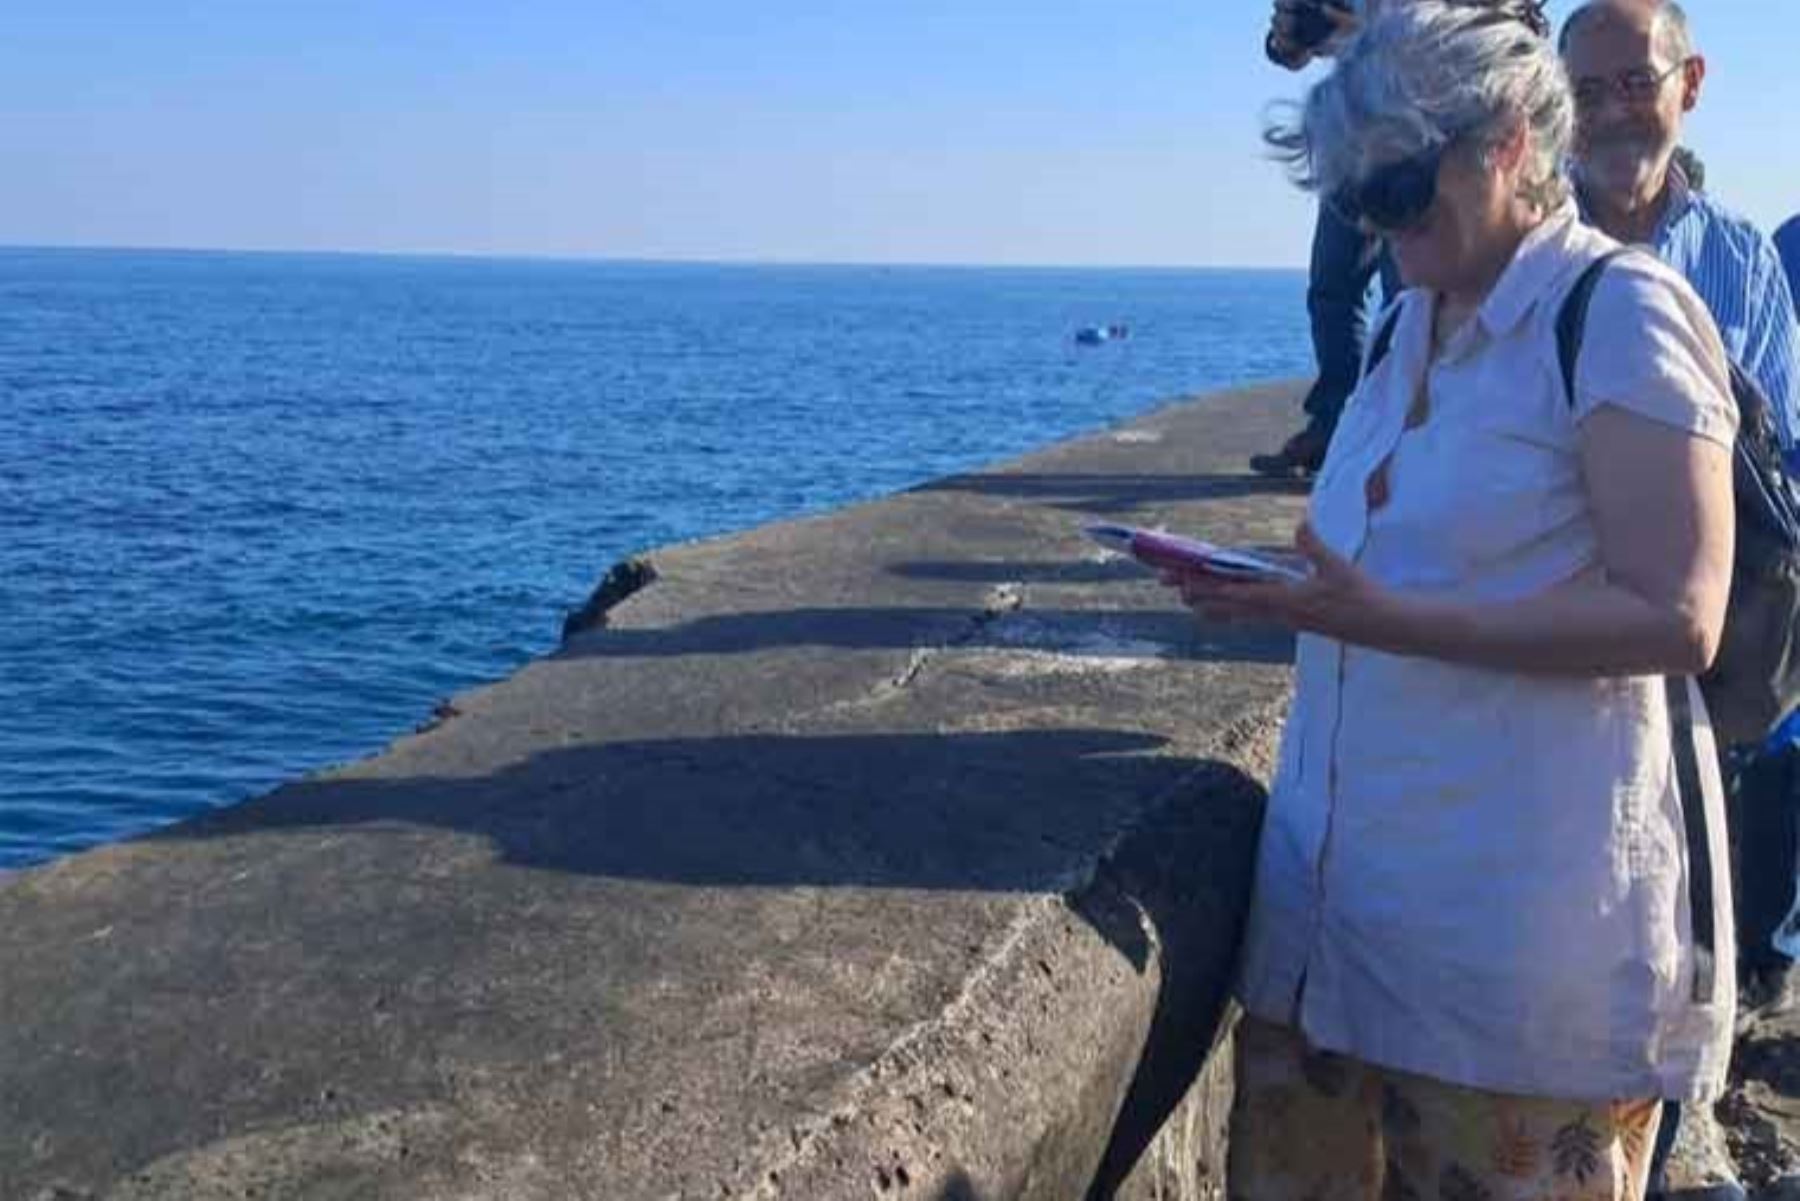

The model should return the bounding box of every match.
[1267,1,1574,213]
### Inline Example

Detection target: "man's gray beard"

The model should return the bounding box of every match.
[1578,136,1671,197]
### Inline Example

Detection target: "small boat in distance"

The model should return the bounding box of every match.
[1074,323,1131,347]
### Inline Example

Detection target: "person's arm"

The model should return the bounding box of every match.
[1169,411,1731,676]
[1166,263,1737,678]
[1362,410,1730,674]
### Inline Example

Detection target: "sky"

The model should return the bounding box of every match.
[2,1,1793,268]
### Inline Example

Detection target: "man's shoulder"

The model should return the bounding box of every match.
[1681,191,1782,263]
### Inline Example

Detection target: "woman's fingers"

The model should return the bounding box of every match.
[1295,520,1350,580]
[1176,574,1292,619]
[1160,566,1252,609]
[1152,525,1393,643]
[1154,550,1327,629]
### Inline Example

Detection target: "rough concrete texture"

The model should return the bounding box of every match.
[0,382,1317,1201]
[1661,868,1800,1197]
[1716,1006,1800,1197]
[1110,1025,1236,1201]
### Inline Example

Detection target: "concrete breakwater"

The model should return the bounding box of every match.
[1,382,1316,1200]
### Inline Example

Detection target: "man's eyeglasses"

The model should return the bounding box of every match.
[1571,60,1689,110]
[1330,141,1451,233]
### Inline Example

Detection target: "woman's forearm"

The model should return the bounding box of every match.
[1373,575,1718,677]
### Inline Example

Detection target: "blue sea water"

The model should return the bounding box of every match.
[0,247,1310,869]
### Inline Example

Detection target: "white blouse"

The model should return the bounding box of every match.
[1236,206,1740,1101]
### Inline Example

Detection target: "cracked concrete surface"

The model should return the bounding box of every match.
[1,382,1313,1200]
[1717,1007,1800,1197]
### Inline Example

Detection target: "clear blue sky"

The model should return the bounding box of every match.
[3,1,1792,267]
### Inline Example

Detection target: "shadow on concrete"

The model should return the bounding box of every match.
[140,721,1267,1201]
[913,471,1309,514]
[557,605,1296,667]
[890,558,1151,586]
[1080,759,1261,1199]
[161,730,1265,1198]
[167,729,1225,894]
[886,557,1299,587]
[933,1169,985,1200]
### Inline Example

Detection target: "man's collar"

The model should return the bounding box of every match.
[1572,153,1693,244]
[1652,154,1698,240]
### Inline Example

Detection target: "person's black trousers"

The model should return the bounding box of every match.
[1299,202,1400,438]
[1734,741,1800,972]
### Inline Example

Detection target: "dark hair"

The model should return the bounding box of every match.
[1267,1,1570,210]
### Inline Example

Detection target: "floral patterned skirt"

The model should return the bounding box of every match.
[1229,1016,1661,1200]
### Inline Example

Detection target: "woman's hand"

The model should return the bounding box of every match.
[1161,522,1407,648]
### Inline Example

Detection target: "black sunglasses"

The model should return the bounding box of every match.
[1329,141,1450,232]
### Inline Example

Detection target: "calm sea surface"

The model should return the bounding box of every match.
[0,248,1309,869]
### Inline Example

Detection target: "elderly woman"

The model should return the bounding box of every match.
[1169,3,1739,1196]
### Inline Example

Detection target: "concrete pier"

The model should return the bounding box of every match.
[2,383,1315,1200]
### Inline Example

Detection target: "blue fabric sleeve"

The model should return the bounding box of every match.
[1777,217,1800,309]
[1744,238,1800,453]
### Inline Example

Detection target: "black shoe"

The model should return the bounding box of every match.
[1249,423,1330,478]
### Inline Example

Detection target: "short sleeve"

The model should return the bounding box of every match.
[1571,254,1738,450]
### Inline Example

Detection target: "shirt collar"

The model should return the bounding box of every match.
[1650,156,1698,244]
[1468,203,1585,342]
[1572,155,1695,248]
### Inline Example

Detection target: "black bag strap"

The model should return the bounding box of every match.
[1556,248,1634,407]
[1666,677,1719,1004]
[1362,302,1405,380]
[1562,252,1713,1008]
[1561,250,1718,1003]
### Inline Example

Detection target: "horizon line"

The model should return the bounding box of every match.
[0,240,1310,274]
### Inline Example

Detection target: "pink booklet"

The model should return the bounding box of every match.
[1083,523,1308,582]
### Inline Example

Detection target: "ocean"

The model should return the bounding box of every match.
[0,247,1310,869]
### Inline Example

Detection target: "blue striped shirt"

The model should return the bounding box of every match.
[1646,182,1800,458]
